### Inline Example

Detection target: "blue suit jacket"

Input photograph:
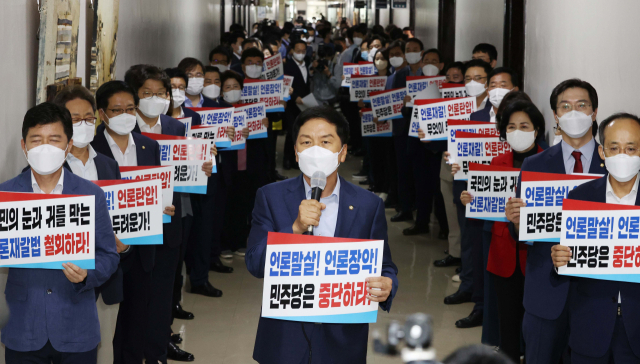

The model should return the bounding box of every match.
[245,175,399,364]
[182,105,202,127]
[0,169,119,353]
[565,176,640,358]
[91,125,161,272]
[511,142,606,320]
[470,100,492,122]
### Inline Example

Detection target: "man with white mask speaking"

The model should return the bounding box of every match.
[245,106,398,364]
[551,113,640,363]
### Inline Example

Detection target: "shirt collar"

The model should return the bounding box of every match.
[66,145,97,163]
[490,107,496,119]
[136,112,161,131]
[303,175,341,199]
[606,173,640,201]
[104,129,136,150]
[561,137,595,164]
[31,168,64,193]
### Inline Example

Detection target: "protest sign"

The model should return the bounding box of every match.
[465,163,520,221]
[406,75,446,106]
[559,198,640,283]
[0,192,95,269]
[448,131,511,180]
[410,97,477,140]
[262,232,383,324]
[361,108,392,137]
[369,88,406,121]
[94,179,163,245]
[349,75,387,102]
[357,61,376,76]
[142,133,211,194]
[440,83,469,98]
[341,62,377,87]
[176,117,192,137]
[187,107,233,148]
[262,53,284,80]
[447,119,498,146]
[241,79,284,112]
[234,102,267,139]
[282,75,294,101]
[120,165,175,224]
[519,172,602,242]
[228,111,247,150]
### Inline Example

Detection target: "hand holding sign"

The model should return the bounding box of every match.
[365,276,392,302]
[506,198,527,225]
[551,245,572,268]
[164,205,175,217]
[202,160,214,177]
[460,191,473,206]
[62,262,87,283]
[292,200,326,235]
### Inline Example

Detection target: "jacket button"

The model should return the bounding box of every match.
[47,289,52,294]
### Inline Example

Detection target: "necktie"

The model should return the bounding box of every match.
[572,151,583,173]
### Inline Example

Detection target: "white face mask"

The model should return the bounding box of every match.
[390,56,404,68]
[465,80,486,97]
[223,90,242,104]
[186,77,205,95]
[214,64,228,73]
[553,134,563,146]
[297,145,344,178]
[72,123,95,148]
[605,154,640,183]
[172,89,186,108]
[138,96,170,118]
[235,44,243,55]
[506,130,535,152]
[202,84,221,99]
[368,48,379,62]
[293,52,306,62]
[489,88,512,108]
[558,110,593,138]
[24,144,68,176]
[245,65,263,79]
[422,64,439,76]
[353,37,363,46]
[104,112,137,135]
[375,60,388,71]
[405,52,422,65]
[306,36,315,43]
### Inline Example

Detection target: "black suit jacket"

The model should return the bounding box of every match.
[92,124,161,273]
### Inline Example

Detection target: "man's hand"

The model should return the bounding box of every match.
[290,87,294,95]
[461,191,473,206]
[403,95,412,107]
[292,200,326,234]
[281,100,287,109]
[366,276,393,302]
[323,66,331,77]
[417,128,431,143]
[62,262,87,284]
[358,99,366,108]
[164,205,175,217]
[242,127,250,139]
[551,245,572,268]
[202,160,213,177]
[341,75,345,80]
[226,126,236,140]
[210,144,218,156]
[505,198,526,225]
[296,97,304,105]
[451,163,461,176]
[262,117,269,128]
[115,236,128,254]
[443,151,450,163]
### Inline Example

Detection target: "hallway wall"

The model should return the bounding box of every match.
[455,0,504,65]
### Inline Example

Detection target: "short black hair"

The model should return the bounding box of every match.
[464,59,492,78]
[177,57,205,75]
[242,38,259,48]
[402,26,415,36]
[498,100,546,143]
[164,67,188,87]
[124,64,171,96]
[443,345,512,364]
[22,102,73,142]
[472,43,498,62]
[388,40,406,54]
[495,90,532,125]
[221,70,244,89]
[96,80,139,111]
[290,38,307,52]
[209,46,232,63]
[598,113,640,145]
[423,48,441,62]
[389,27,404,41]
[241,47,265,63]
[293,106,350,145]
[346,26,357,41]
[549,78,599,113]
[229,23,245,33]
[444,61,465,75]
[488,66,519,88]
[53,85,96,112]
[406,38,424,51]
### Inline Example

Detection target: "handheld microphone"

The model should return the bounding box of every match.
[305,171,327,235]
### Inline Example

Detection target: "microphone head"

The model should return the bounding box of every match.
[310,171,327,190]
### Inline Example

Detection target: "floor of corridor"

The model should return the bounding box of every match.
[170,135,482,363]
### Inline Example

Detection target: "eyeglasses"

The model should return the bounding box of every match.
[140,91,168,99]
[72,118,97,126]
[108,107,137,115]
[559,102,592,112]
[604,146,639,156]
[464,76,487,83]
[187,73,204,78]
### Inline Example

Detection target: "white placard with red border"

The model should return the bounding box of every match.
[361,108,392,137]
[262,53,284,80]
[448,131,511,180]
[94,179,163,245]
[447,119,498,146]
[228,111,246,150]
[465,163,520,221]
[176,117,192,137]
[341,62,377,87]
[119,165,175,224]
[440,83,468,98]
[369,88,406,121]
[262,232,383,324]
[187,107,233,148]
[240,79,284,112]
[0,192,95,269]
[282,75,294,101]
[410,97,477,140]
[234,102,267,139]
[406,75,446,106]
[349,75,387,102]
[142,133,210,194]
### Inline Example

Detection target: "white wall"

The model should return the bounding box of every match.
[414,0,438,49]
[524,0,640,141]
[392,8,410,29]
[455,0,503,64]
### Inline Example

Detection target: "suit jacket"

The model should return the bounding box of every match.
[510,142,606,320]
[245,175,399,364]
[0,169,119,353]
[182,105,202,126]
[471,101,492,122]
[565,176,640,358]
[284,59,311,124]
[230,54,243,76]
[91,125,161,272]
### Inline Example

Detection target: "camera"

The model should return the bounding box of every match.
[373,313,440,364]
[315,45,335,73]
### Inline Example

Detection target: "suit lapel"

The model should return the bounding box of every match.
[335,177,359,238]
[546,144,566,174]
[589,144,606,174]
[62,171,79,195]
[16,170,33,192]
[285,175,307,225]
[592,177,607,204]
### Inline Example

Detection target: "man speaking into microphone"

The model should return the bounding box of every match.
[245,106,399,364]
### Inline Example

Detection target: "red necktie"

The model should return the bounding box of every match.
[572,151,583,173]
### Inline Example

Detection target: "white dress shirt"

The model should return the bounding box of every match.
[490,107,497,123]
[31,169,64,194]
[605,173,639,304]
[561,138,595,174]
[136,113,162,134]
[303,177,340,237]
[295,59,308,83]
[66,145,99,181]
[104,130,137,167]
[478,96,488,111]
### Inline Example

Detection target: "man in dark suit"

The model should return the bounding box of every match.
[283,39,312,169]
[2,102,119,364]
[505,79,606,364]
[552,113,640,363]
[229,32,246,75]
[91,80,167,364]
[245,106,398,363]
